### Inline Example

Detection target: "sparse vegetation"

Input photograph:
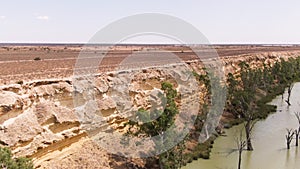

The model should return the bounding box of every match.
[16,80,23,85]
[0,147,33,169]
[33,57,41,61]
[125,81,185,168]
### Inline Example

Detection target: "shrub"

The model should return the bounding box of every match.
[0,147,33,169]
[16,81,23,85]
[33,57,41,61]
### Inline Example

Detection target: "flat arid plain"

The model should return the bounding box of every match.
[1,44,300,85]
[1,44,300,169]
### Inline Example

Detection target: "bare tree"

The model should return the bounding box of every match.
[294,112,300,146]
[295,112,300,124]
[237,98,255,151]
[294,128,300,147]
[244,117,254,151]
[285,84,294,106]
[236,131,246,169]
[285,129,295,149]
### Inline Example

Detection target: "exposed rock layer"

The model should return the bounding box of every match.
[0,48,299,168]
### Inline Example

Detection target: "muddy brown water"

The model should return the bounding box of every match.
[183,83,300,169]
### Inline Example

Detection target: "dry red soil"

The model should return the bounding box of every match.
[1,45,300,85]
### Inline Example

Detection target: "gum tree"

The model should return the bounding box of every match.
[227,62,257,151]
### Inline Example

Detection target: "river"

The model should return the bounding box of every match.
[183,83,300,169]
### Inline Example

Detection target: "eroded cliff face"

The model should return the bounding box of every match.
[0,50,300,168]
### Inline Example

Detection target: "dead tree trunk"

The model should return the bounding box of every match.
[236,131,246,169]
[234,94,256,151]
[286,129,295,149]
[295,128,300,147]
[244,120,254,151]
[238,150,242,169]
[285,84,294,106]
[294,112,300,146]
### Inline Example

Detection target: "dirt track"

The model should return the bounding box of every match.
[1,45,300,85]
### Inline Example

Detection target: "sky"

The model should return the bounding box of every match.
[0,0,300,44]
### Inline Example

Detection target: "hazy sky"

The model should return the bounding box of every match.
[0,0,299,44]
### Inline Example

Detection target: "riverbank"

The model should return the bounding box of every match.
[180,56,300,167]
[183,82,300,169]
[180,83,281,166]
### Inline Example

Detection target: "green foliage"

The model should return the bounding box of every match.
[225,58,300,151]
[123,57,300,167]
[180,70,226,164]
[125,81,186,168]
[226,56,300,121]
[126,82,178,137]
[158,138,187,169]
[0,147,33,169]
[192,71,211,92]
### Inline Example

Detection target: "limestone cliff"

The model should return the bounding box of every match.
[0,50,299,168]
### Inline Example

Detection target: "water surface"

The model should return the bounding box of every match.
[183,83,300,169]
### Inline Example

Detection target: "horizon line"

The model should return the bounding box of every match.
[0,42,300,46]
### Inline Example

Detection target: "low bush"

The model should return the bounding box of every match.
[33,57,41,61]
[0,147,33,169]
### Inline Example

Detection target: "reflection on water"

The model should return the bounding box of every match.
[183,83,300,169]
